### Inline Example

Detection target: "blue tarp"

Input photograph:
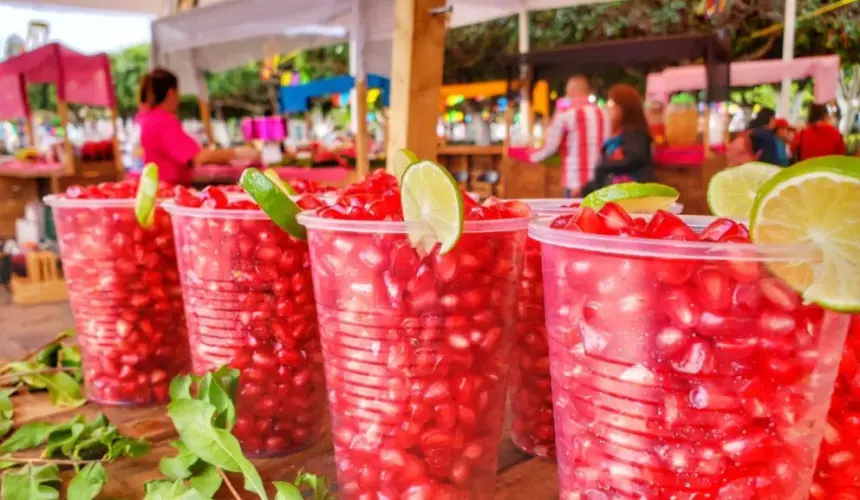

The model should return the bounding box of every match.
[279,74,390,113]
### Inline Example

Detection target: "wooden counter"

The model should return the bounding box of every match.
[437,145,506,199]
[654,153,728,215]
[12,392,559,499]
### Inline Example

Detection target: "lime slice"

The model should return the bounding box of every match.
[708,162,781,218]
[400,160,464,255]
[392,148,419,184]
[750,156,860,312]
[135,163,159,228]
[240,167,306,240]
[582,182,680,213]
[263,168,296,196]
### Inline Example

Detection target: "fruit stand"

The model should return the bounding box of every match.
[500,33,731,211]
[0,42,122,238]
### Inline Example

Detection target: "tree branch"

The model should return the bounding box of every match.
[218,468,242,500]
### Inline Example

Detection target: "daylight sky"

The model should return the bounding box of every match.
[0,3,152,54]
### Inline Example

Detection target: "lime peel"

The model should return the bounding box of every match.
[582,182,679,213]
[240,167,307,240]
[400,160,464,255]
[263,168,296,196]
[135,163,159,228]
[392,148,419,184]
[707,162,781,219]
[750,157,860,312]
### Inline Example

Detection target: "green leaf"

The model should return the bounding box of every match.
[33,344,61,367]
[143,480,209,500]
[188,463,222,498]
[42,421,86,457]
[196,373,236,431]
[273,482,303,500]
[295,471,331,500]
[0,421,59,453]
[67,462,106,500]
[0,390,14,438]
[0,464,60,500]
[167,399,267,500]
[159,441,199,480]
[43,372,86,408]
[104,436,150,460]
[169,375,193,402]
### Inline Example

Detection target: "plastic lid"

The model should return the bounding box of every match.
[528,215,816,262]
[297,212,530,235]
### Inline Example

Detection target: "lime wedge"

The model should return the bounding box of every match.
[582,182,680,213]
[400,160,464,255]
[263,168,296,196]
[240,167,306,240]
[708,162,781,219]
[750,156,860,312]
[135,163,159,228]
[392,148,419,184]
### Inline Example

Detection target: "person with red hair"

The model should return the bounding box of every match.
[581,84,655,195]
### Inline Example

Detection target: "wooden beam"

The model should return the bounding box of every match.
[109,106,124,180]
[354,79,371,178]
[198,100,215,146]
[386,0,447,170]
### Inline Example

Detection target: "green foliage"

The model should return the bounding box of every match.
[66,463,106,500]
[1,464,60,500]
[0,331,85,409]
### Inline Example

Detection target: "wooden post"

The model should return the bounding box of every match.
[386,0,447,171]
[503,107,513,151]
[56,100,74,174]
[354,80,371,178]
[703,104,712,157]
[199,101,215,145]
[109,106,124,180]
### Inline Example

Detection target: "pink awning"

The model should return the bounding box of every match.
[0,43,116,121]
[646,55,841,104]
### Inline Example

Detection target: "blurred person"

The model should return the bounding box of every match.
[791,103,846,161]
[751,115,793,167]
[139,68,259,185]
[581,84,654,195]
[725,107,776,166]
[530,75,610,197]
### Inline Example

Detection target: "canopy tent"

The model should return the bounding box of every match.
[439,80,550,116]
[646,55,841,105]
[0,42,116,121]
[502,33,732,103]
[279,74,390,113]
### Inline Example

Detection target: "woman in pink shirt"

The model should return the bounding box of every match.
[139,68,258,185]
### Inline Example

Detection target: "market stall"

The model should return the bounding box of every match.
[502,33,731,212]
[0,42,121,238]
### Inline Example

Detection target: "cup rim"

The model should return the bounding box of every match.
[44,194,139,208]
[297,211,531,234]
[518,198,684,215]
[528,215,816,262]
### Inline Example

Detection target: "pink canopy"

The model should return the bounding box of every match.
[0,43,116,121]
[646,55,841,104]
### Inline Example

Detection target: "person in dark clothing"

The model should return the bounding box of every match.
[582,84,654,195]
[750,117,793,167]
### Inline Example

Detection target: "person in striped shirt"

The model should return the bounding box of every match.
[530,75,610,197]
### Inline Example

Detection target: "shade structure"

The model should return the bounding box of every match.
[0,42,115,121]
[646,55,841,105]
[150,0,620,96]
[279,73,390,113]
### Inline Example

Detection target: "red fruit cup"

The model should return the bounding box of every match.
[164,201,326,457]
[812,313,860,498]
[298,212,529,500]
[45,195,190,406]
[509,199,683,459]
[529,214,851,499]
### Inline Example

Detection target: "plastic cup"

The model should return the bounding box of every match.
[45,196,191,406]
[298,212,529,500]
[529,215,850,499]
[165,201,326,457]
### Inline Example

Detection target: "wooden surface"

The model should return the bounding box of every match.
[0,298,560,499]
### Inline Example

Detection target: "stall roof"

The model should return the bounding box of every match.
[279,74,390,113]
[646,55,841,104]
[502,33,731,102]
[0,42,115,121]
[151,0,620,96]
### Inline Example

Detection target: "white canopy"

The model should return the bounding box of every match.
[150,0,613,96]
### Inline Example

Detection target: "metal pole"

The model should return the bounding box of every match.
[779,0,797,117]
[518,9,531,143]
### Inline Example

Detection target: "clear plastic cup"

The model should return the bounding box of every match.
[298,212,529,500]
[165,201,326,457]
[516,198,684,214]
[529,215,850,499]
[812,313,860,498]
[45,196,191,406]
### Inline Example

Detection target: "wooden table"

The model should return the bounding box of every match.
[11,394,559,499]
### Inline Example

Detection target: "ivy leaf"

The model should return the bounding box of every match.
[188,463,222,498]
[0,421,59,453]
[167,399,267,500]
[273,482,304,500]
[143,480,209,500]
[0,389,14,438]
[169,375,193,402]
[159,441,199,480]
[66,462,106,500]
[0,464,60,500]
